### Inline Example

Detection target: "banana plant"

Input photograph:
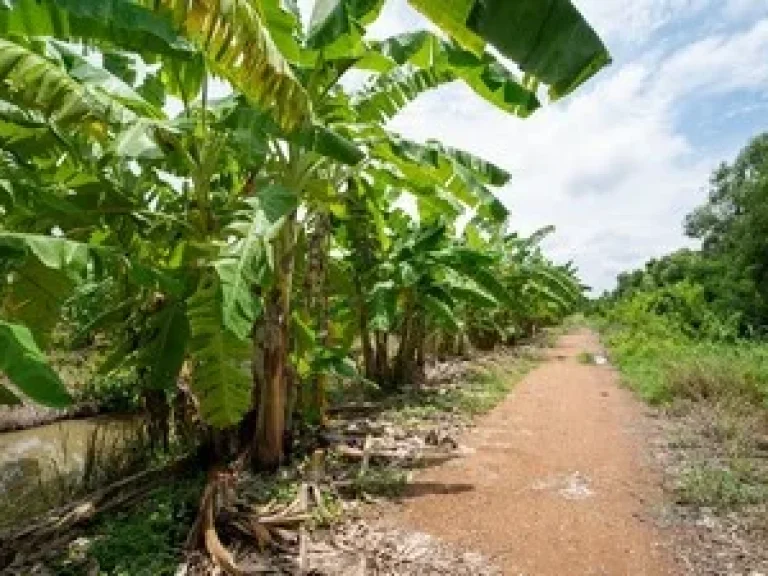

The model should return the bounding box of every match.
[462,227,586,348]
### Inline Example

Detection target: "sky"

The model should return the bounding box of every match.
[298,0,768,293]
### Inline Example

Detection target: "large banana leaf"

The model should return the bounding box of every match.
[407,0,610,99]
[137,302,190,390]
[442,274,499,309]
[423,291,460,331]
[187,274,251,428]
[215,185,298,340]
[307,0,386,58]
[144,0,310,133]
[260,0,309,64]
[0,38,136,134]
[368,131,509,223]
[0,233,90,347]
[48,40,163,119]
[383,134,510,186]
[360,32,539,117]
[0,0,194,57]
[527,265,583,304]
[216,95,364,165]
[297,124,365,165]
[0,320,72,408]
[353,66,453,124]
[0,0,311,132]
[0,232,90,271]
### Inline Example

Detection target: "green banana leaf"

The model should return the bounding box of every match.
[0,320,72,408]
[360,31,540,117]
[407,0,610,99]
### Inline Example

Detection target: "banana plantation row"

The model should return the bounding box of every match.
[0,0,609,468]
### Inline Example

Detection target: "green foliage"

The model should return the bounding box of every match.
[54,477,203,576]
[187,276,251,428]
[407,0,611,98]
[139,302,190,391]
[364,31,540,117]
[0,37,135,132]
[601,133,768,339]
[307,0,386,57]
[0,320,72,407]
[150,0,310,132]
[677,462,768,508]
[603,327,768,405]
[602,280,740,343]
[0,0,608,446]
[77,372,141,412]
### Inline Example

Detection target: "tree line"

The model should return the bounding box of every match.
[598,133,768,341]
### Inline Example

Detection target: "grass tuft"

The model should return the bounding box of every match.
[677,461,768,508]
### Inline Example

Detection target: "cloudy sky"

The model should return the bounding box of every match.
[308,0,768,292]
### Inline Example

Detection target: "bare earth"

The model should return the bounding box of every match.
[393,329,679,576]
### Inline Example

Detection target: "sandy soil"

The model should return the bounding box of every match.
[392,329,679,576]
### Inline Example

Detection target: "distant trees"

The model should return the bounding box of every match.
[601,133,768,338]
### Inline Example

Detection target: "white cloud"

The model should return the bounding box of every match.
[384,14,768,292]
[576,0,768,44]
[576,0,708,42]
[656,20,768,98]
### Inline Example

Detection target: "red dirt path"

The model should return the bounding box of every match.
[394,329,678,576]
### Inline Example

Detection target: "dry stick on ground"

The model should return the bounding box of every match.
[188,469,333,574]
[359,435,374,477]
[335,443,464,466]
[326,402,382,417]
[298,483,309,574]
[186,470,242,576]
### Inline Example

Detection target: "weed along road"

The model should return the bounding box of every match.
[393,329,677,576]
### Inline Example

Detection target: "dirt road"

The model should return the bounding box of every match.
[394,329,677,575]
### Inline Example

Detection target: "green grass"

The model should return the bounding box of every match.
[599,320,768,509]
[388,358,535,422]
[576,351,596,365]
[54,475,204,576]
[677,461,768,508]
[347,468,410,499]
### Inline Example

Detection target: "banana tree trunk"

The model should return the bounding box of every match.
[239,313,265,457]
[354,276,376,381]
[374,330,390,384]
[414,316,426,387]
[253,214,295,469]
[392,298,416,389]
[142,388,170,453]
[307,212,330,424]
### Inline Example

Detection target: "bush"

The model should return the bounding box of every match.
[77,372,141,413]
[677,462,767,508]
[665,356,768,407]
